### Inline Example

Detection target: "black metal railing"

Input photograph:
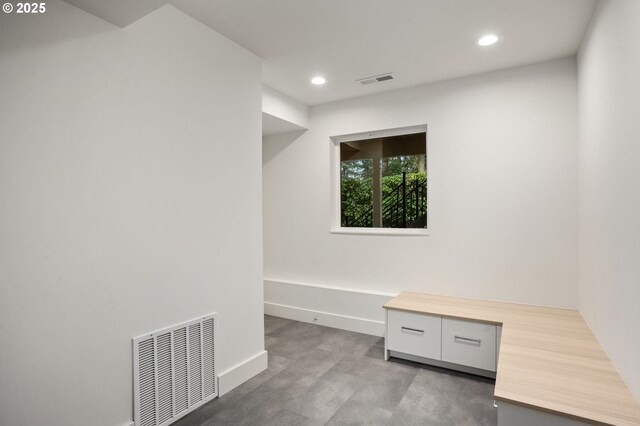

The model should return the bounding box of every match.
[382,172,427,228]
[342,172,426,228]
[344,206,374,227]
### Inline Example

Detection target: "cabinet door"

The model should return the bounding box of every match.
[442,317,496,371]
[387,310,441,360]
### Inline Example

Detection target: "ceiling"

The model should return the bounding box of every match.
[170,0,596,106]
[64,0,170,27]
[65,0,597,106]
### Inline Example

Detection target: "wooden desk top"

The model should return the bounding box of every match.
[384,292,640,426]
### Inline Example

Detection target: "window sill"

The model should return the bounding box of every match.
[330,227,430,236]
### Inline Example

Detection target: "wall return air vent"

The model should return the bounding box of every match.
[133,313,217,426]
[357,73,394,85]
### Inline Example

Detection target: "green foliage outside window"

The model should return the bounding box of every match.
[341,171,427,227]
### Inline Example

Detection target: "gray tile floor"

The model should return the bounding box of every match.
[174,316,497,426]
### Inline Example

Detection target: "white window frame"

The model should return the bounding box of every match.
[330,124,429,236]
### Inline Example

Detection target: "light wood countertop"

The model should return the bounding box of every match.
[384,292,640,426]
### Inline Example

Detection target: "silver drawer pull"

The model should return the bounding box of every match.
[401,326,424,333]
[454,335,481,344]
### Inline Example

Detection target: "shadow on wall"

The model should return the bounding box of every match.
[0,0,120,57]
[262,129,307,165]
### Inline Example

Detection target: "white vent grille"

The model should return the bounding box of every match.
[133,314,217,426]
[188,324,202,403]
[357,73,394,85]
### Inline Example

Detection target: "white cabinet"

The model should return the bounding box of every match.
[441,317,496,372]
[387,310,441,360]
[498,402,590,426]
[385,308,500,377]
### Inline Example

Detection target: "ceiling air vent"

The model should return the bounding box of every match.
[357,73,394,86]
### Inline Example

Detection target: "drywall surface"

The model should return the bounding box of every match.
[264,58,579,308]
[63,0,169,27]
[578,0,640,401]
[0,2,263,425]
[263,85,309,129]
[264,278,395,336]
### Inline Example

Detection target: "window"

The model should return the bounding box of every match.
[332,126,427,232]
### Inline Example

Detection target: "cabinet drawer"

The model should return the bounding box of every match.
[442,317,496,371]
[387,310,441,360]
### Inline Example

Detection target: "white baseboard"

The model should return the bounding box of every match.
[264,278,396,337]
[265,302,385,336]
[217,350,268,396]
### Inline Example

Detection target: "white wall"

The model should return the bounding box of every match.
[262,85,309,129]
[578,0,640,401]
[264,58,579,312]
[264,279,395,336]
[0,2,264,426]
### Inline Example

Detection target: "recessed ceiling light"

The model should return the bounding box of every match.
[477,34,499,46]
[311,76,326,85]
